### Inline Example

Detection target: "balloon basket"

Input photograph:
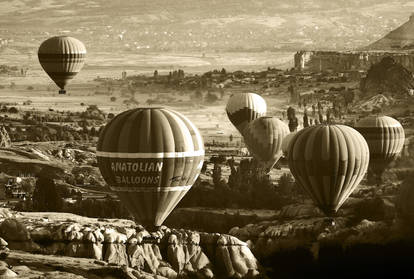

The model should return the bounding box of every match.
[59,89,66,94]
[324,218,336,227]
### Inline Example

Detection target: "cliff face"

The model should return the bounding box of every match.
[366,13,414,50]
[294,50,414,73]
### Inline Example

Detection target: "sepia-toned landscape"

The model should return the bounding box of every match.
[0,1,414,278]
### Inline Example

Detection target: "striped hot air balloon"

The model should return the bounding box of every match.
[38,36,86,94]
[288,125,369,216]
[355,115,405,178]
[281,132,297,157]
[97,108,204,230]
[243,117,289,172]
[226,92,267,135]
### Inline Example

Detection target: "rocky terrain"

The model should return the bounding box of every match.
[229,183,414,278]
[0,208,261,279]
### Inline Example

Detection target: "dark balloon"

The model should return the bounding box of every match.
[288,124,369,216]
[243,117,289,172]
[226,92,267,134]
[96,108,204,229]
[281,132,297,157]
[38,36,86,94]
[355,115,405,177]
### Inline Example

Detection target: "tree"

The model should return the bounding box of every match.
[194,90,203,100]
[33,175,63,212]
[21,178,36,196]
[8,107,18,113]
[220,88,225,99]
[205,92,218,103]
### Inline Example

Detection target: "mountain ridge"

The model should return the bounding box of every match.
[366,13,414,50]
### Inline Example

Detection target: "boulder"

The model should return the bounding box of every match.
[127,244,147,270]
[215,235,258,278]
[353,197,396,221]
[44,242,66,255]
[0,209,16,220]
[0,267,17,278]
[64,242,88,258]
[0,238,7,249]
[30,226,53,242]
[104,244,128,266]
[0,218,31,242]
[0,127,11,148]
[360,57,414,98]
[103,228,127,244]
[157,266,177,279]
[279,203,322,219]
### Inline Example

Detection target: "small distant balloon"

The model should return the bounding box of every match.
[243,116,289,172]
[38,36,86,94]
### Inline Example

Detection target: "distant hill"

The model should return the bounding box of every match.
[0,0,413,52]
[365,13,414,50]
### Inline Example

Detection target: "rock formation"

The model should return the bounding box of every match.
[0,126,10,148]
[360,56,414,98]
[0,211,262,278]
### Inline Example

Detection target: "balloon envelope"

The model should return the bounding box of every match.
[226,92,266,134]
[243,117,289,171]
[355,115,405,176]
[281,132,297,157]
[97,108,204,228]
[38,36,86,94]
[288,125,369,216]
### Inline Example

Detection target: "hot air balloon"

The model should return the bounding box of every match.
[355,115,405,180]
[281,132,297,158]
[96,108,204,230]
[226,92,266,135]
[38,36,86,94]
[243,117,289,172]
[288,125,369,216]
